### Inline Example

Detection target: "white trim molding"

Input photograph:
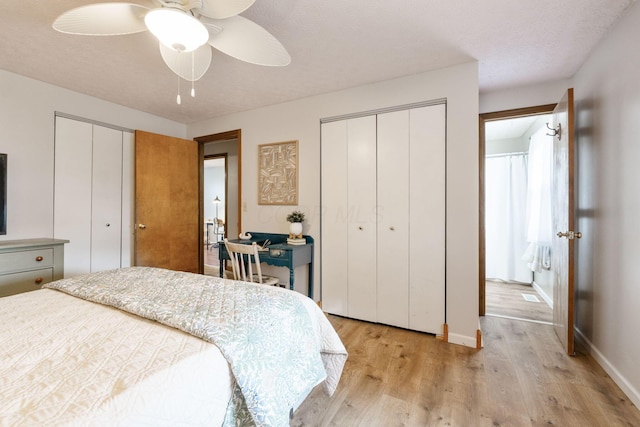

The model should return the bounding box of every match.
[574,326,640,410]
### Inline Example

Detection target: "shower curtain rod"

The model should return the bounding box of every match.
[485,151,528,159]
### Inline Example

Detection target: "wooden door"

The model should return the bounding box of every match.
[135,130,199,273]
[377,110,410,328]
[552,88,577,355]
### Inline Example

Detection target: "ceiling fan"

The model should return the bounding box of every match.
[53,0,290,102]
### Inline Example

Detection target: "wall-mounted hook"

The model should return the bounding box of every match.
[546,122,562,140]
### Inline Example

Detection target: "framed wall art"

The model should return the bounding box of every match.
[258,140,298,205]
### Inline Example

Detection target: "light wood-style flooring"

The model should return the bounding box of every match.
[292,315,640,426]
[204,244,219,267]
[486,280,552,324]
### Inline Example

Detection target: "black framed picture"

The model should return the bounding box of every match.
[0,154,6,235]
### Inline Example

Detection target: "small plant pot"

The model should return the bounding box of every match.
[289,222,303,238]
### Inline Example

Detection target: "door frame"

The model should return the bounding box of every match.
[195,129,242,270]
[478,104,556,315]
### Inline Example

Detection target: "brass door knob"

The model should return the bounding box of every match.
[35,277,43,284]
[557,231,582,239]
[138,224,147,229]
[35,256,43,262]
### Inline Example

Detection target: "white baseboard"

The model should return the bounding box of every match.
[574,326,640,410]
[532,280,553,308]
[447,332,478,348]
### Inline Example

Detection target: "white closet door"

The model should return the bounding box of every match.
[54,117,93,277]
[91,125,123,272]
[409,104,446,333]
[377,110,410,328]
[347,115,377,322]
[320,120,349,315]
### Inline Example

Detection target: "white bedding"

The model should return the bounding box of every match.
[0,268,347,426]
[0,289,232,426]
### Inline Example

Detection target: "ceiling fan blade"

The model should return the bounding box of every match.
[53,3,149,35]
[159,43,212,81]
[202,15,291,66]
[196,0,256,20]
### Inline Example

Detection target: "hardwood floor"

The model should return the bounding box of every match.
[485,280,552,324]
[292,315,640,426]
[204,244,219,267]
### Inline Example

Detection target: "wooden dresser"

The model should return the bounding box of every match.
[0,238,68,298]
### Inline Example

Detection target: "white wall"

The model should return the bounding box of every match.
[204,166,226,222]
[0,70,186,241]
[571,1,640,409]
[480,79,571,114]
[485,137,528,155]
[188,62,480,346]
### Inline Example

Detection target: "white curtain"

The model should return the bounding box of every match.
[485,153,532,283]
[522,127,554,272]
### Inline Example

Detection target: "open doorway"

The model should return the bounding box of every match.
[196,129,242,277]
[203,155,226,274]
[480,105,555,324]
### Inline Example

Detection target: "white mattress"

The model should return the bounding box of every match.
[0,289,233,426]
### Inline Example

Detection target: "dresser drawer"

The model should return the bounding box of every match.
[0,268,54,298]
[0,248,54,273]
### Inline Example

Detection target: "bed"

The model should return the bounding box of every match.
[0,267,347,426]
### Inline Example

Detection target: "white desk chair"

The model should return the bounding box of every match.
[223,239,280,286]
[213,218,225,241]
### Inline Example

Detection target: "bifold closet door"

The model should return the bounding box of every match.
[321,115,377,323]
[54,118,93,277]
[346,115,377,322]
[54,117,132,278]
[376,104,446,333]
[377,110,410,328]
[409,104,446,333]
[321,104,445,333]
[320,120,349,316]
[90,125,123,272]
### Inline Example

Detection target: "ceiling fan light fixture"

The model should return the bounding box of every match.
[144,8,209,52]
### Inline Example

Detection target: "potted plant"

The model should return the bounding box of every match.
[286,210,305,238]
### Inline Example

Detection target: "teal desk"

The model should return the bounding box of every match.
[218,232,314,298]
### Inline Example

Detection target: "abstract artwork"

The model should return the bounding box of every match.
[258,140,298,205]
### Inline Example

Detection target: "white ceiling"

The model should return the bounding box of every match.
[0,0,635,124]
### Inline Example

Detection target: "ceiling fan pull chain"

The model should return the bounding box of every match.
[191,51,196,98]
[176,74,182,105]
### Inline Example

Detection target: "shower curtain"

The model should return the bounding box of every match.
[485,153,532,283]
[522,127,554,272]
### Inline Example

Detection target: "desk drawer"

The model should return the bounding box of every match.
[0,248,54,272]
[268,248,287,258]
[0,268,54,297]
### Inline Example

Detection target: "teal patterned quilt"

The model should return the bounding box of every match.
[45,267,347,426]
